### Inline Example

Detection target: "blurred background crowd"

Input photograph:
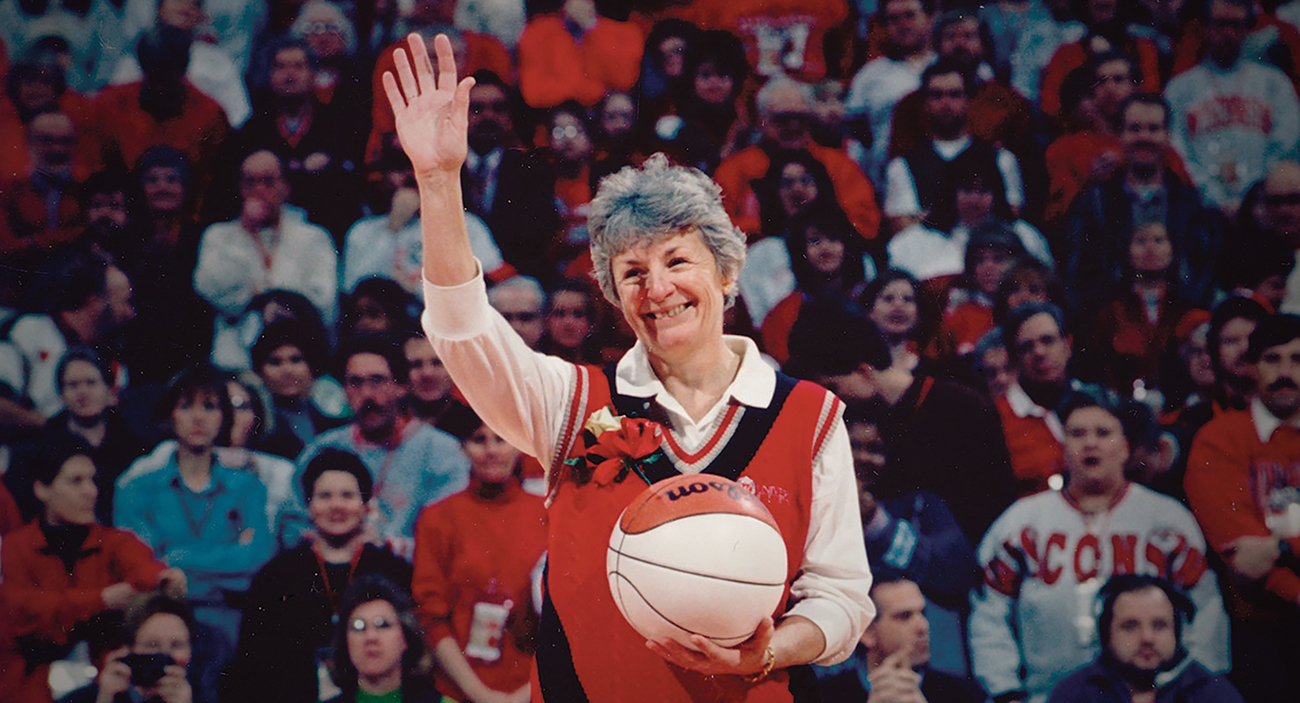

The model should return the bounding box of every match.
[3,0,1300,702]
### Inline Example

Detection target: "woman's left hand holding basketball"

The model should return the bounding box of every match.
[646,615,776,677]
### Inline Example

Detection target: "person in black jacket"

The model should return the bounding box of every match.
[815,577,988,703]
[59,595,197,703]
[224,449,412,703]
[1047,575,1244,703]
[1062,94,1220,314]
[786,296,1019,544]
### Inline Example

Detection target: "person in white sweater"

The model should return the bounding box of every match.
[193,150,339,329]
[970,386,1230,703]
[1164,0,1300,216]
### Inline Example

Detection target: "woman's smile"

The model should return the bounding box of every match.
[646,302,693,320]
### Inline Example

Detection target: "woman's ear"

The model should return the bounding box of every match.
[33,480,51,508]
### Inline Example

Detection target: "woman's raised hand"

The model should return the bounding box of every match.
[382,33,475,179]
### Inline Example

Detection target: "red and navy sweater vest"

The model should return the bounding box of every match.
[533,364,841,702]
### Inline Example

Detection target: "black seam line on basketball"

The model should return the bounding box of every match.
[607,548,786,587]
[610,572,757,641]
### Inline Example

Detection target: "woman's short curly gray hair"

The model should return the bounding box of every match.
[588,153,747,308]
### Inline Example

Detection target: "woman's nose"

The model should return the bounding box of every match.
[645,267,673,300]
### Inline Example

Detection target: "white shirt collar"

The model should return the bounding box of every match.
[614,335,777,414]
[1250,397,1300,442]
[1004,382,1045,418]
[1004,382,1064,441]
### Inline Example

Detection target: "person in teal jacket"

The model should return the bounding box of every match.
[114,363,273,703]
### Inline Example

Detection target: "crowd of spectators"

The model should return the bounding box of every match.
[3,0,1300,701]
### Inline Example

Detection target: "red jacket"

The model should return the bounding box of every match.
[517,15,643,108]
[0,522,167,703]
[1186,406,1300,616]
[995,389,1063,496]
[85,81,228,188]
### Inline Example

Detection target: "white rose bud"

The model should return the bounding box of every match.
[583,406,622,436]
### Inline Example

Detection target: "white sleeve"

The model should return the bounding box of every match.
[1014,220,1055,268]
[786,414,876,666]
[970,507,1029,699]
[1267,70,1300,160]
[421,267,576,469]
[883,157,920,218]
[200,48,251,128]
[340,222,366,293]
[109,55,142,86]
[293,228,340,324]
[844,67,872,117]
[997,148,1025,211]
[1168,504,1231,674]
[738,237,795,327]
[193,225,256,319]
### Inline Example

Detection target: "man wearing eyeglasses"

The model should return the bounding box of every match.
[193,149,339,326]
[293,334,469,559]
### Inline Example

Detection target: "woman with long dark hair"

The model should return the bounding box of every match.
[328,574,445,703]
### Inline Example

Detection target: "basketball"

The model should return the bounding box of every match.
[606,474,788,647]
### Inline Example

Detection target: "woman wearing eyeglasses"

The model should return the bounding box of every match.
[328,574,453,703]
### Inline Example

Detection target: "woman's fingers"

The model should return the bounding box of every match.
[393,46,420,104]
[409,32,437,96]
[434,34,458,94]
[382,70,405,113]
[451,76,476,132]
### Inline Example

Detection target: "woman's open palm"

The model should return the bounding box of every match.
[382,33,474,178]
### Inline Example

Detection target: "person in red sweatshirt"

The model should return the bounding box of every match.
[0,441,186,703]
[411,403,547,703]
[1185,312,1300,703]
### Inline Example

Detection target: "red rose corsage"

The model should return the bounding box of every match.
[565,406,665,487]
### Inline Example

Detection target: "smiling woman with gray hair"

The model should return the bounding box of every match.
[384,34,873,702]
